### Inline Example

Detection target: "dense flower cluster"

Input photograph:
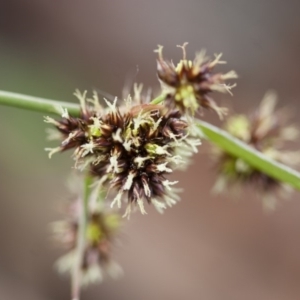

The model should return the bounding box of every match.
[53,197,122,285]
[45,89,201,217]
[212,92,299,209]
[155,43,237,118]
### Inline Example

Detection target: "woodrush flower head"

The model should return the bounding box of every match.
[212,91,299,209]
[45,89,201,217]
[155,43,237,118]
[53,198,122,285]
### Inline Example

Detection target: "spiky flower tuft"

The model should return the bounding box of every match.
[155,43,237,119]
[212,91,299,209]
[53,198,122,285]
[45,89,201,217]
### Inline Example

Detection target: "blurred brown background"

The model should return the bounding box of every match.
[1,1,300,299]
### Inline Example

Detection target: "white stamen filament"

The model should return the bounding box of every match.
[122,204,132,219]
[185,138,201,153]
[137,198,147,215]
[164,195,178,207]
[62,132,77,145]
[133,111,149,134]
[152,199,167,214]
[123,171,136,190]
[210,83,236,95]
[155,145,171,156]
[45,147,61,158]
[109,155,120,173]
[56,106,69,118]
[90,117,102,129]
[176,42,189,60]
[209,53,226,68]
[168,155,184,165]
[80,141,95,157]
[142,180,151,197]
[123,138,132,152]
[112,128,123,143]
[111,192,123,209]
[74,89,88,114]
[151,116,163,132]
[221,70,238,80]
[134,156,150,168]
[88,91,102,113]
[92,155,106,166]
[163,180,179,190]
[193,49,207,72]
[44,116,61,127]
[103,97,118,113]
[156,162,172,173]
[154,45,164,61]
[133,83,143,102]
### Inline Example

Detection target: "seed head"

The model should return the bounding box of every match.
[52,198,122,285]
[155,43,237,119]
[45,89,201,216]
[212,91,299,209]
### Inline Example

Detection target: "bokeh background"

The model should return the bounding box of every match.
[1,1,300,299]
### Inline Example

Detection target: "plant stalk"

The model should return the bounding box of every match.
[0,90,80,116]
[71,175,92,300]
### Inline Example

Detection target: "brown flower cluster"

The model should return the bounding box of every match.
[155,43,237,118]
[212,92,299,209]
[53,196,122,285]
[45,89,200,217]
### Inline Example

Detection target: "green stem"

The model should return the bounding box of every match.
[0,89,299,191]
[197,120,300,190]
[0,90,165,114]
[0,90,80,116]
[71,175,93,300]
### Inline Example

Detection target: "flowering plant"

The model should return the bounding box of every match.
[0,44,299,300]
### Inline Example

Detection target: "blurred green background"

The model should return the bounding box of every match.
[1,1,300,299]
